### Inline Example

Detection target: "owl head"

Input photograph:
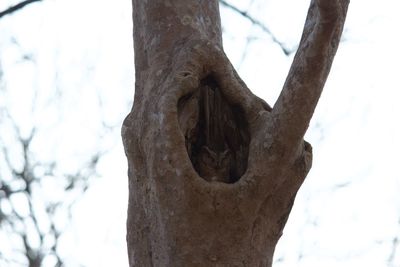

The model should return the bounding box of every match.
[197,146,232,183]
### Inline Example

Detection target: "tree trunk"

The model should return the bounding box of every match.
[122,0,349,266]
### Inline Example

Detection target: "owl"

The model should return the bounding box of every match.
[196,146,232,183]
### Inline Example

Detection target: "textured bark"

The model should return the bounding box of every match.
[122,0,349,266]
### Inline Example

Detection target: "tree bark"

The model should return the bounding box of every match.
[122,0,349,266]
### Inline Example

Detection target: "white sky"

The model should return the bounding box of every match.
[0,0,399,266]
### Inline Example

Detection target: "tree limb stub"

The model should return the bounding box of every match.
[123,0,349,265]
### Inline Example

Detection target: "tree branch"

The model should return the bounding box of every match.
[219,0,292,55]
[268,0,349,157]
[0,0,42,19]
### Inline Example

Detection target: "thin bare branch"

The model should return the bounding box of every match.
[0,0,42,19]
[219,0,292,55]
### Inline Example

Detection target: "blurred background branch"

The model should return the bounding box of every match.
[0,110,103,266]
[0,0,42,19]
[219,0,293,55]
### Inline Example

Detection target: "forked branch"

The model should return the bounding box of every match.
[123,0,350,265]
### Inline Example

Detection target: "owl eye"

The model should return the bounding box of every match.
[201,155,211,164]
[220,157,229,164]
[220,150,231,160]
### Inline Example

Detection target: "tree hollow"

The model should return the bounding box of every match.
[178,75,250,184]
